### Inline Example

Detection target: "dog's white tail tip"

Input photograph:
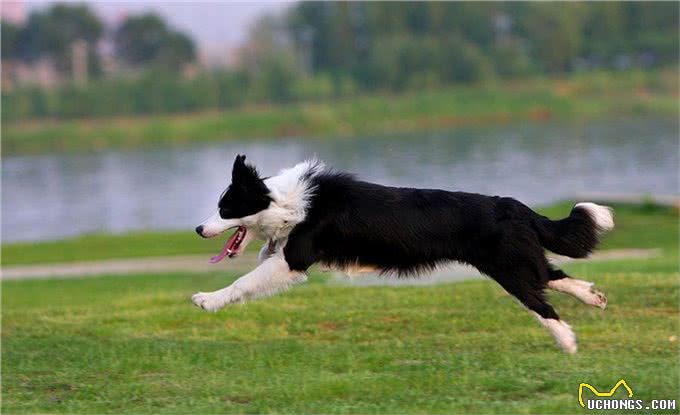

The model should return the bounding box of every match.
[575,202,614,233]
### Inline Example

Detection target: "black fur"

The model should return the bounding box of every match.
[218,155,272,219]
[283,170,604,321]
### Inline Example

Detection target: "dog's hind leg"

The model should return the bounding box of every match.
[547,268,607,310]
[517,284,577,354]
[475,225,577,353]
[485,264,578,354]
[529,308,577,354]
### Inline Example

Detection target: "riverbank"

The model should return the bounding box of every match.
[3,70,677,155]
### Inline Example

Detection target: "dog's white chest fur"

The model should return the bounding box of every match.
[249,160,322,241]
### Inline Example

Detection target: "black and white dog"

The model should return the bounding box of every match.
[194,155,613,353]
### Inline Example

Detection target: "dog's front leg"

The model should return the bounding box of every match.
[191,255,306,312]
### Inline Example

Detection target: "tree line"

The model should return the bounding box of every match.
[287,2,678,89]
[2,2,677,121]
[2,4,196,77]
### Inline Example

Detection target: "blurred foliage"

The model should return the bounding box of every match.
[2,4,195,80]
[289,2,679,78]
[3,70,241,119]
[2,1,678,122]
[114,14,195,71]
[1,22,21,59]
[6,4,102,75]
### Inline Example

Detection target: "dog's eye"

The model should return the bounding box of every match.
[219,208,229,218]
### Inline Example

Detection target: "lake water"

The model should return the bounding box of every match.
[3,117,677,243]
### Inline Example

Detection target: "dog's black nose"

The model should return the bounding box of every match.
[195,225,204,236]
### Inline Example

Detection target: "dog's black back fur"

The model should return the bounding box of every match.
[283,170,603,321]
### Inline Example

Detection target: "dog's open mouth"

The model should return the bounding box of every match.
[210,226,247,263]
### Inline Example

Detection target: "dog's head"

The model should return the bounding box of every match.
[196,154,272,263]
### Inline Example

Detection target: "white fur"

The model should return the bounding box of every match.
[198,159,323,243]
[192,254,307,311]
[198,211,257,254]
[575,202,614,233]
[193,161,323,312]
[198,211,241,238]
[548,278,607,309]
[258,160,324,239]
[232,159,324,243]
[531,312,578,354]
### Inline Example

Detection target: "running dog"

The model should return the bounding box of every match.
[194,155,613,353]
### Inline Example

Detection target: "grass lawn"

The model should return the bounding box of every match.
[2,203,678,413]
[3,69,678,155]
[1,230,232,267]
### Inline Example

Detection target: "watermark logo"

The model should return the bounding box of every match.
[578,379,633,408]
[578,379,676,411]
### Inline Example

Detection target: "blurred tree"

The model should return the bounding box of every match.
[363,35,438,90]
[252,54,298,102]
[439,36,495,83]
[213,70,249,108]
[156,31,196,70]
[1,22,21,59]
[523,3,584,73]
[441,3,497,49]
[241,14,299,103]
[491,39,533,78]
[3,1,678,121]
[15,4,103,75]
[241,14,292,68]
[581,3,625,60]
[114,13,196,71]
[624,2,679,65]
[114,14,166,66]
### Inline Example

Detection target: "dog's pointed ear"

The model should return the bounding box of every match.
[232,154,247,180]
[231,154,260,183]
[233,154,245,169]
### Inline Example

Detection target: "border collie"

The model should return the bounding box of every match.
[194,155,614,354]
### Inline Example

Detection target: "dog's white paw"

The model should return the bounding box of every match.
[571,280,608,309]
[191,290,229,312]
[548,278,607,310]
[588,287,608,310]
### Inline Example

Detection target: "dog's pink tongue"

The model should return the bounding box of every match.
[209,227,243,264]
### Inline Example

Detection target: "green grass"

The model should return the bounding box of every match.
[1,230,231,266]
[2,203,678,413]
[3,267,678,413]
[3,201,677,267]
[3,69,678,155]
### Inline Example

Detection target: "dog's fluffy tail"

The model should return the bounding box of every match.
[532,202,614,258]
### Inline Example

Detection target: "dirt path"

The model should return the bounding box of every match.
[1,249,660,283]
[1,254,261,281]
